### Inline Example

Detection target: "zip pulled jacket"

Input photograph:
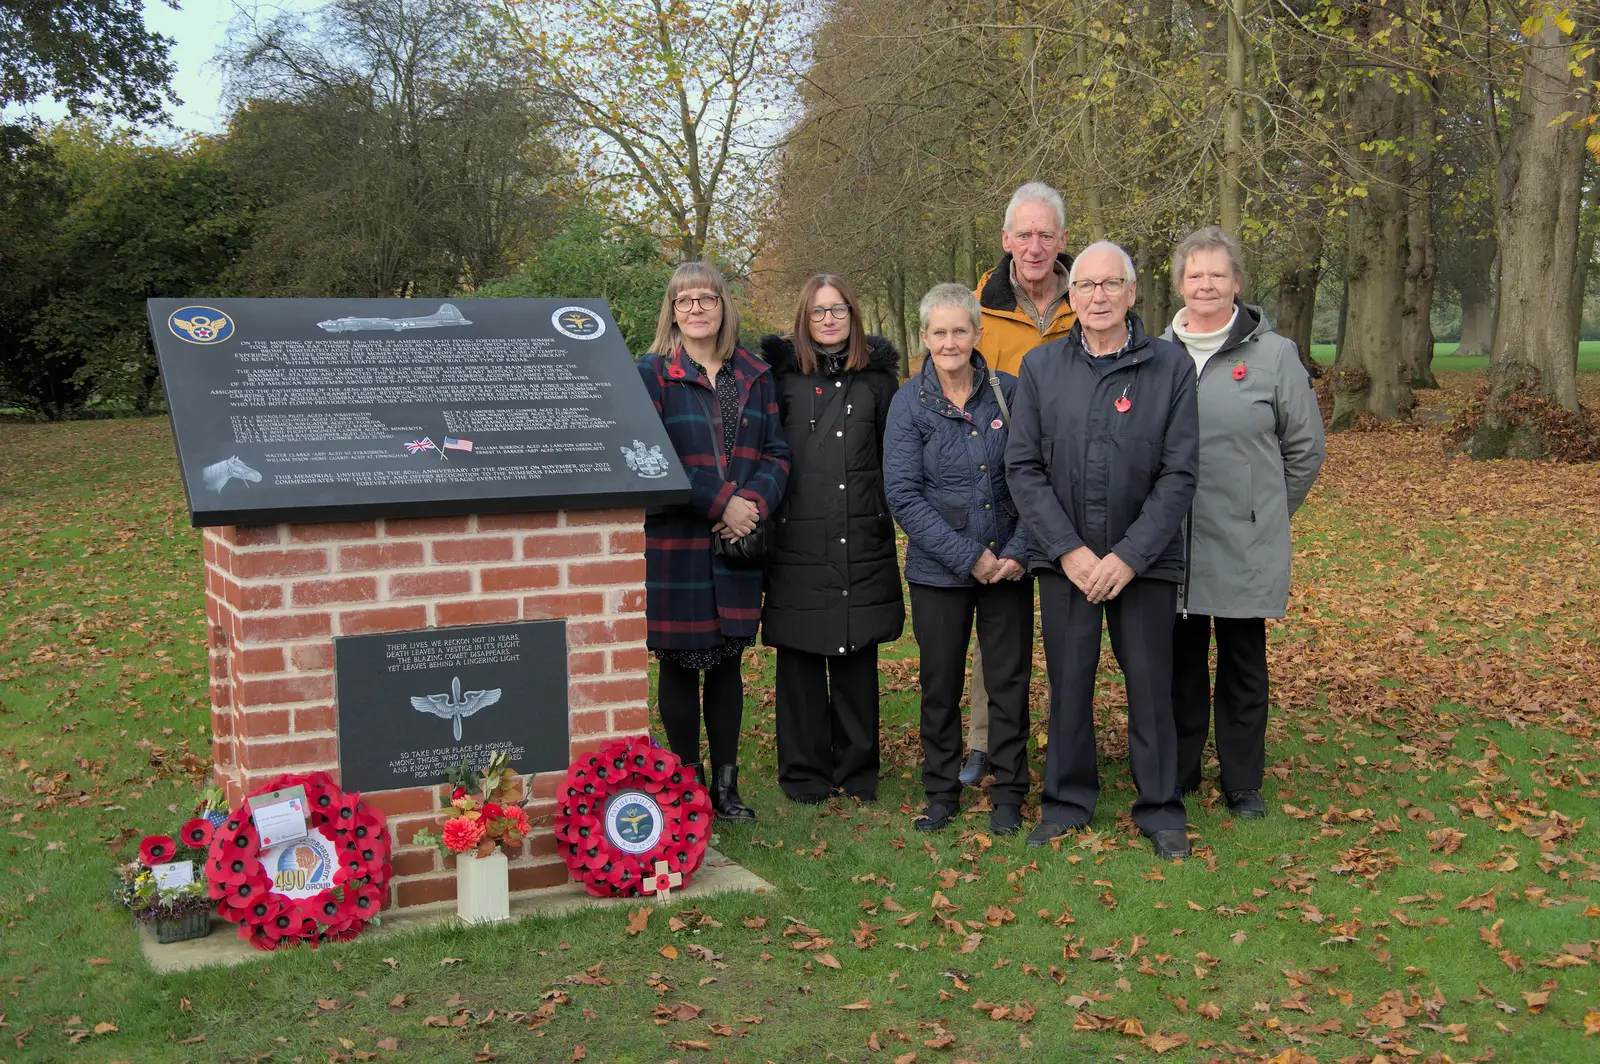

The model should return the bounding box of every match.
[1004,313,1199,582]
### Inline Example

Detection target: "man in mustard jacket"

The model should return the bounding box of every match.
[955,182,1078,789]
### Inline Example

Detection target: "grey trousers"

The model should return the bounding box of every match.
[966,642,989,751]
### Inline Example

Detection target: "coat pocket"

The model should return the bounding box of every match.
[941,508,968,530]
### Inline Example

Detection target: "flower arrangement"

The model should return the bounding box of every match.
[117,806,228,942]
[115,860,211,924]
[415,751,532,858]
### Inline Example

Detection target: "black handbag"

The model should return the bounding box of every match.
[713,518,773,567]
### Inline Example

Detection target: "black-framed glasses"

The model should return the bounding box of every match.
[673,294,722,313]
[808,303,851,322]
[1069,278,1129,296]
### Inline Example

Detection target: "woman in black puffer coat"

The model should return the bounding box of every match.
[761,273,904,803]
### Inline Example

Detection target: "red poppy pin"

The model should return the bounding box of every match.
[1114,385,1132,414]
[815,386,823,394]
[1232,362,1247,381]
[991,418,1004,430]
[667,364,686,379]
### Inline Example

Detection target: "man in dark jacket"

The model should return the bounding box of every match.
[1005,240,1199,860]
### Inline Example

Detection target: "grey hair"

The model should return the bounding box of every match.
[1171,226,1244,286]
[1067,240,1138,285]
[918,282,982,332]
[1003,181,1066,234]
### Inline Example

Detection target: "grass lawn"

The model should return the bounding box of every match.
[1,373,1598,1063]
[1308,340,1600,372]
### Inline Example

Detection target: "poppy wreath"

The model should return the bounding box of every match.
[554,736,712,898]
[206,771,392,950]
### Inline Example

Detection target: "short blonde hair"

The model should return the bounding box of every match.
[649,261,740,361]
[1171,226,1244,288]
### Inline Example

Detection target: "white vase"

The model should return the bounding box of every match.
[455,849,510,925]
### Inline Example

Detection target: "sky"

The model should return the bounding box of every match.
[7,1,321,137]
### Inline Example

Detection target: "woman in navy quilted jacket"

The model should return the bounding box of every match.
[884,283,1033,836]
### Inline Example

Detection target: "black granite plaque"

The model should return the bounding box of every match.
[147,297,689,526]
[334,620,570,792]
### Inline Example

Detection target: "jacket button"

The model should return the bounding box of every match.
[838,646,846,653]
[970,430,977,437]
[741,418,748,426]
[984,503,992,510]
[979,464,986,471]
[839,483,846,490]
[989,541,997,548]
[835,381,842,388]
[839,537,846,544]
[841,590,848,597]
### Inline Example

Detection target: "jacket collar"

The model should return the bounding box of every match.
[916,350,994,418]
[664,345,767,400]
[978,251,1076,312]
[1065,312,1153,369]
[1217,301,1264,355]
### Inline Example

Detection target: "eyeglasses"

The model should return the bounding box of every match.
[673,294,721,313]
[1069,278,1129,296]
[808,303,851,322]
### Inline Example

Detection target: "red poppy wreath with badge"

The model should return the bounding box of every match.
[554,736,712,897]
[206,771,391,950]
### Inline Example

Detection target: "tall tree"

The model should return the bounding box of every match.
[495,0,804,266]
[0,0,175,130]
[221,0,562,297]
[1400,75,1439,389]
[1467,10,1598,457]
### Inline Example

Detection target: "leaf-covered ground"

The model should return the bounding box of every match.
[1,370,1597,1064]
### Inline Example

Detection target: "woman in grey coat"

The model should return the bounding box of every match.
[1164,227,1325,819]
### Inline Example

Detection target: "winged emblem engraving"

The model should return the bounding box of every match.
[409,675,502,741]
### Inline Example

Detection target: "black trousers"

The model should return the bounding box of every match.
[657,655,744,769]
[1038,572,1185,833]
[910,580,1033,806]
[775,646,880,800]
[1173,614,1269,793]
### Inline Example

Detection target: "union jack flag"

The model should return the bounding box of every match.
[405,437,436,455]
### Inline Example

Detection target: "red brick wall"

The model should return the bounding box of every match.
[201,509,650,908]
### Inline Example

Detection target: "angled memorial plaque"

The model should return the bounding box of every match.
[147,298,689,526]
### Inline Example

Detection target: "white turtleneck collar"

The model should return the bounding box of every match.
[1172,306,1239,377]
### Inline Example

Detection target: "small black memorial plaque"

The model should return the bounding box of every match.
[334,620,570,792]
[148,297,689,526]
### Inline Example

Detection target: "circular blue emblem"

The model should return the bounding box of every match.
[169,306,235,344]
[603,790,663,854]
[551,305,605,341]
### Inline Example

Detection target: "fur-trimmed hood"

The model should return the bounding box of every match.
[759,333,901,378]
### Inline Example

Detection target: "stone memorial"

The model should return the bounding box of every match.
[154,298,685,909]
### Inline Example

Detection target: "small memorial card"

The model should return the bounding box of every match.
[152,860,195,891]
[250,784,309,848]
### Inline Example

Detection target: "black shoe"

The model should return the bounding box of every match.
[990,803,1023,836]
[711,764,755,823]
[1148,828,1192,861]
[1026,819,1085,847]
[1226,789,1266,819]
[915,800,958,833]
[958,749,989,787]
[786,791,827,806]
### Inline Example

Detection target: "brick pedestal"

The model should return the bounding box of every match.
[201,509,649,908]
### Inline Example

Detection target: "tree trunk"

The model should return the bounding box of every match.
[1468,21,1595,458]
[962,217,978,289]
[887,264,910,378]
[1275,224,1322,379]
[1453,238,1496,355]
[1328,68,1412,431]
[1400,79,1439,389]
[1143,261,1171,338]
[1219,0,1245,234]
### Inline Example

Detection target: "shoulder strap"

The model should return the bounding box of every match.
[808,373,854,460]
[988,373,1011,427]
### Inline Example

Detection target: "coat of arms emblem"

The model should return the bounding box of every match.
[620,440,670,479]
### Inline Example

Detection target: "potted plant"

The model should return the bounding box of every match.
[116,795,230,943]
[415,752,531,925]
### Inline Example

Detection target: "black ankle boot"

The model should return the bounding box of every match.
[711,764,756,822]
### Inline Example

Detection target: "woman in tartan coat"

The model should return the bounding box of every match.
[635,261,790,822]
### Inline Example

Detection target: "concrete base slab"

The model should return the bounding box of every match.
[140,848,772,974]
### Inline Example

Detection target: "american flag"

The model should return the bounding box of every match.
[443,437,473,452]
[405,437,436,454]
